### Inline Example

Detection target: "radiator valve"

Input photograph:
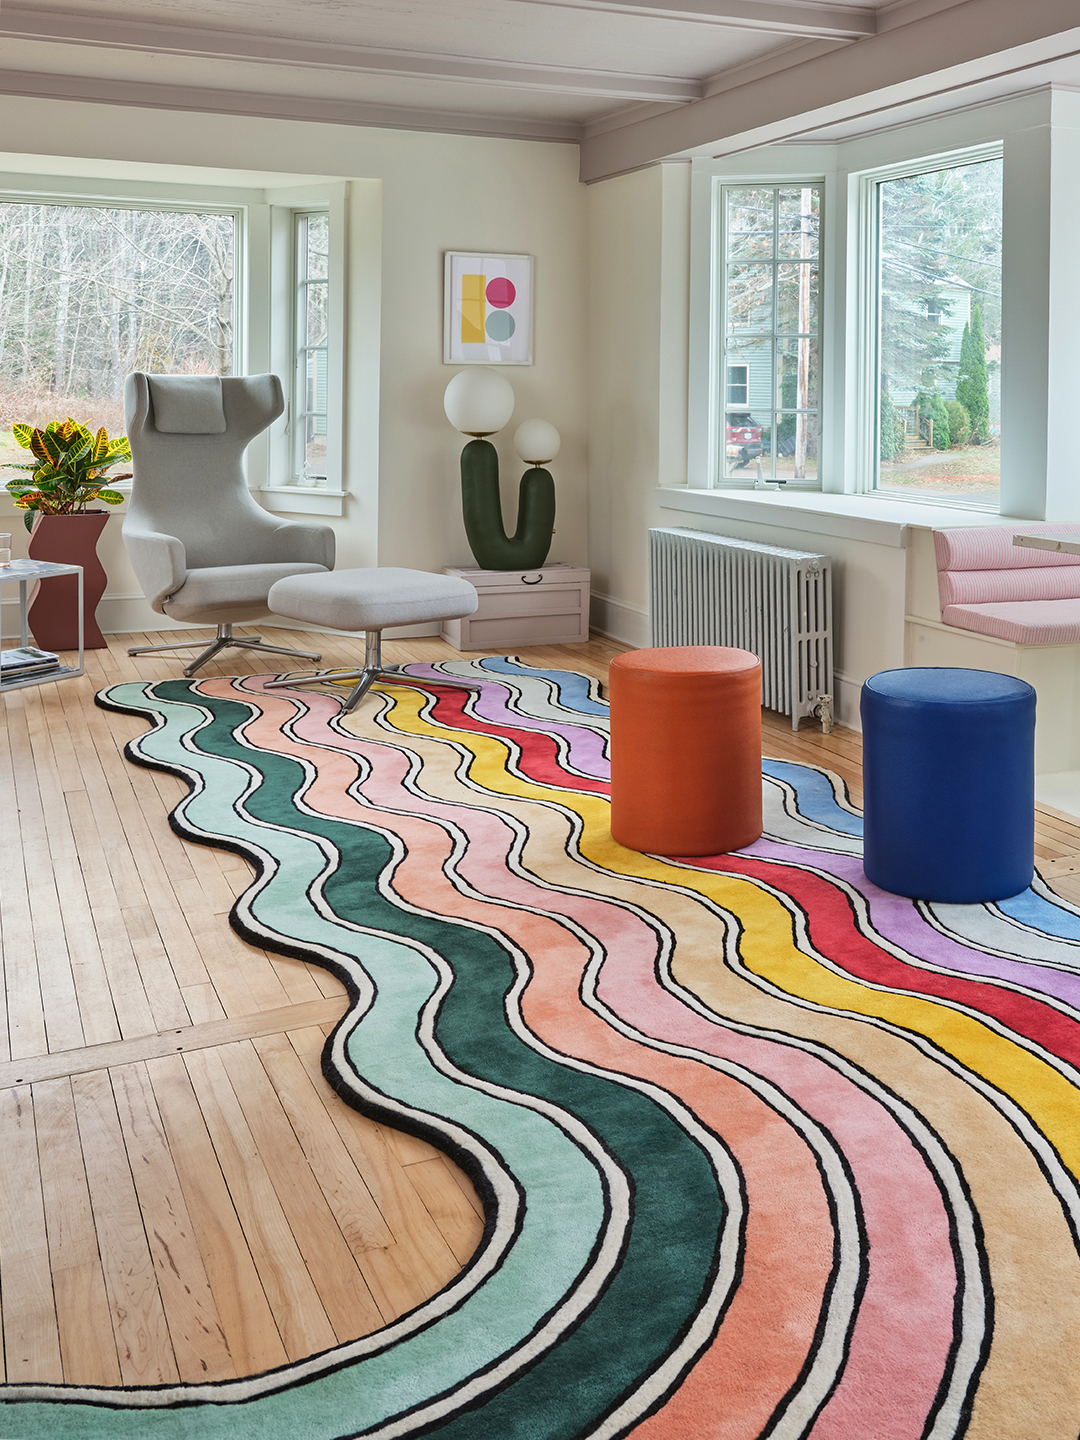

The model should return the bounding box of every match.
[813,694,833,735]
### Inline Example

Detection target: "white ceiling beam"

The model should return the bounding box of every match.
[580,0,1080,178]
[504,0,877,40]
[0,66,585,143]
[0,7,702,104]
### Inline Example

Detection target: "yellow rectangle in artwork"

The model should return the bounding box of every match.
[461,273,486,344]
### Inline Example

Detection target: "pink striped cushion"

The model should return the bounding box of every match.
[940,566,1080,605]
[934,525,1080,572]
[943,599,1080,645]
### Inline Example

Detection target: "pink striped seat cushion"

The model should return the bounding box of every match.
[943,599,1080,645]
[934,524,1080,572]
[940,565,1080,605]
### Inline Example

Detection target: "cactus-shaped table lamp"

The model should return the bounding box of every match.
[444,368,558,571]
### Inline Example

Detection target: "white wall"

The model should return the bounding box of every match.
[0,96,588,637]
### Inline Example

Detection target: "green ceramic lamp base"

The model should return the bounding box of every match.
[461,437,555,571]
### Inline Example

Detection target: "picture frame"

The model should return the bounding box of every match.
[444,251,533,365]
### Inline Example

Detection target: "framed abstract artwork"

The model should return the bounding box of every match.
[444,252,533,364]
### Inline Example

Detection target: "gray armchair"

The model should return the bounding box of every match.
[123,372,335,676]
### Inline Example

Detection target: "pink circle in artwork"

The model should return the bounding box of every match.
[486,276,516,308]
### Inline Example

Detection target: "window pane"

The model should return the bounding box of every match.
[726,189,774,260]
[305,281,329,347]
[726,264,773,332]
[777,187,819,259]
[876,157,1001,503]
[0,202,234,467]
[777,338,819,412]
[777,263,818,334]
[305,214,329,279]
[719,183,821,485]
[294,211,330,485]
[771,413,818,481]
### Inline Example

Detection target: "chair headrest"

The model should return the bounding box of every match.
[147,375,227,434]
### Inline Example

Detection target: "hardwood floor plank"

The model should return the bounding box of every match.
[32,1076,122,1385]
[111,1062,236,1382]
[216,1039,384,1339]
[51,853,123,1047]
[71,1068,180,1386]
[64,788,158,1041]
[181,1046,339,1360]
[252,1031,396,1253]
[403,1156,487,1266]
[0,996,345,1091]
[0,1085,63,1383]
[146,1053,290,1378]
[121,903,194,1032]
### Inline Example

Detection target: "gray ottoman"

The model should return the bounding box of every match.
[265,567,478,711]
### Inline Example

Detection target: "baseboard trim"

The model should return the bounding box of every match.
[589,592,649,648]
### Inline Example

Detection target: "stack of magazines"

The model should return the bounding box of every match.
[1,646,61,682]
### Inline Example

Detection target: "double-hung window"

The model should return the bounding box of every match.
[867,149,1002,506]
[294,211,330,487]
[718,184,821,485]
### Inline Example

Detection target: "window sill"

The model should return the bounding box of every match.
[656,486,1020,549]
[259,486,345,517]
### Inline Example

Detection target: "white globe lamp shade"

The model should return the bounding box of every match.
[443,368,515,437]
[513,419,561,467]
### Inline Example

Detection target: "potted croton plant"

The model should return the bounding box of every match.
[3,418,132,649]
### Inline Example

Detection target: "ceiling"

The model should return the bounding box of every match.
[0,0,1078,180]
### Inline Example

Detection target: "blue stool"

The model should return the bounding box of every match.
[861,668,1035,903]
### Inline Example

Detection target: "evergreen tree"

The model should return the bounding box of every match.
[956,304,990,443]
[915,390,951,450]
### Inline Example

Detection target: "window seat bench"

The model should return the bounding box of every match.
[904,524,1080,777]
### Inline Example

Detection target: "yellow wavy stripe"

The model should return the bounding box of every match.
[372,684,1080,1178]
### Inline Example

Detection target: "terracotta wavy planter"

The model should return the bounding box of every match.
[27,511,109,650]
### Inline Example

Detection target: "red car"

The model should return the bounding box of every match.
[726,417,762,469]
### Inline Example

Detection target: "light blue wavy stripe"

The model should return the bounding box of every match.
[5,683,608,1440]
[997,889,1080,942]
[761,759,863,836]
[477,658,609,715]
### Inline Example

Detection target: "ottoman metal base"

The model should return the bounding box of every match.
[265,629,481,713]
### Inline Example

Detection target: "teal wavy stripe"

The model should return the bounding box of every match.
[17,680,732,1440]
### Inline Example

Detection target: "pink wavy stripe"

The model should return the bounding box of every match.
[402,663,610,778]
[207,679,960,1439]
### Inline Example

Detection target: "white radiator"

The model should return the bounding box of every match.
[649,527,833,730]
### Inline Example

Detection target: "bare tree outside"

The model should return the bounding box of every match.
[0,202,235,462]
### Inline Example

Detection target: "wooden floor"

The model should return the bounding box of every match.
[2,625,1078,1388]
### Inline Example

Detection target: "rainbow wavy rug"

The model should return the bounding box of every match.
[14,657,1080,1438]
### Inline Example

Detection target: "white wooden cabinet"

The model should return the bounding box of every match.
[441,564,590,649]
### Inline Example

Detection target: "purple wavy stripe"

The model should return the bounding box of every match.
[402,665,610,778]
[746,838,1080,1013]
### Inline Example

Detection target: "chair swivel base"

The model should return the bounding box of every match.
[128,622,322,678]
[264,630,481,713]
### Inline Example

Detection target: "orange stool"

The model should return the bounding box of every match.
[609,646,762,855]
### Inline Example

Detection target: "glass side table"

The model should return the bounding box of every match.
[1,558,85,692]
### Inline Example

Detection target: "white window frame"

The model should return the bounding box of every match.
[262,182,348,515]
[689,166,827,490]
[852,142,1003,509]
